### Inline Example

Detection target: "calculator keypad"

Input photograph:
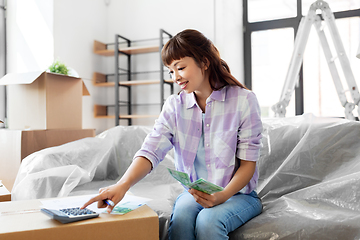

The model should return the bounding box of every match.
[59,207,97,217]
[41,207,99,223]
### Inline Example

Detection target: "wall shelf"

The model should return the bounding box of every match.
[92,72,172,87]
[93,41,159,56]
[92,29,173,125]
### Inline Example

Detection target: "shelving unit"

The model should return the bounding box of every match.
[93,29,173,125]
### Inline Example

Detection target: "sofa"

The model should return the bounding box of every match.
[12,114,360,239]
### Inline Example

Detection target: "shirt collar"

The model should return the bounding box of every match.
[186,92,198,109]
[209,86,226,102]
[184,86,227,109]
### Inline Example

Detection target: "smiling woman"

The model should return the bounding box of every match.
[81,29,263,240]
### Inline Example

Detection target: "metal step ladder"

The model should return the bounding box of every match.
[272,0,360,120]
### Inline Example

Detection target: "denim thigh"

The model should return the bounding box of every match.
[168,190,262,240]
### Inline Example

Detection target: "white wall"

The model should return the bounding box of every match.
[7,0,54,73]
[215,0,244,83]
[53,0,110,134]
[0,86,4,125]
[5,0,54,129]
[7,0,243,134]
[0,1,5,125]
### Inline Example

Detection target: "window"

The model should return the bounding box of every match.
[248,0,297,22]
[302,0,360,14]
[244,0,360,118]
[251,28,296,117]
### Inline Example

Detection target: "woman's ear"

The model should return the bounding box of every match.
[203,58,210,70]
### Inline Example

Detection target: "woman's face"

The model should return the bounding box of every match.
[167,57,210,94]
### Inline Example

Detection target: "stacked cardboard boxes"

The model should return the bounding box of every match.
[0,71,95,191]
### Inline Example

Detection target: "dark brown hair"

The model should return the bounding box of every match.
[161,29,247,90]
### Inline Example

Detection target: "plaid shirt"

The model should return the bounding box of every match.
[134,85,263,194]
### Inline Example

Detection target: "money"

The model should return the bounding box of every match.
[188,178,224,195]
[167,168,223,194]
[111,202,143,215]
[167,168,191,186]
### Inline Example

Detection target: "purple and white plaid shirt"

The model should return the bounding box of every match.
[134,85,263,194]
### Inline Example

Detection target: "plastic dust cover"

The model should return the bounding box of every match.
[229,114,360,239]
[12,126,163,199]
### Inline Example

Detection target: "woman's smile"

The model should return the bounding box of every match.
[179,81,189,89]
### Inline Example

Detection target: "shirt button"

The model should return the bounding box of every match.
[206,124,210,127]
[206,143,209,147]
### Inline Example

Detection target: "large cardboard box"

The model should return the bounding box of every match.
[0,197,159,240]
[0,128,95,191]
[0,182,11,202]
[0,71,90,130]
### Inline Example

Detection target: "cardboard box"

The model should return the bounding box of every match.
[0,71,90,130]
[0,182,11,202]
[0,128,95,191]
[0,197,159,240]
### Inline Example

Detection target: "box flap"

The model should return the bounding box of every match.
[0,71,90,96]
[83,82,90,96]
[48,73,90,96]
[0,71,44,85]
[43,72,90,96]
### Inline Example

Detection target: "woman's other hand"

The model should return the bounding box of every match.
[188,188,227,208]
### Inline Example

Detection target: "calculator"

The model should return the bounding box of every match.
[41,207,99,224]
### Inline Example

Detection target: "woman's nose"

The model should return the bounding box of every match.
[172,72,181,82]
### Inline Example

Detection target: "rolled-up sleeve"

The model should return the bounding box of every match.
[236,92,263,162]
[133,96,176,170]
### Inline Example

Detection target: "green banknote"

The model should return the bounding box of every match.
[167,168,223,194]
[110,202,143,215]
[167,168,191,186]
[188,178,224,194]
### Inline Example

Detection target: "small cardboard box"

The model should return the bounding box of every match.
[0,197,159,240]
[0,128,95,191]
[0,182,11,202]
[0,71,90,130]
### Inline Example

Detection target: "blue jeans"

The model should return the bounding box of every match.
[168,190,262,240]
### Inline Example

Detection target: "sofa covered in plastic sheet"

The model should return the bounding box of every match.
[12,114,360,239]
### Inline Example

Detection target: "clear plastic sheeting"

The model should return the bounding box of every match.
[230,114,360,239]
[12,114,360,239]
[12,125,179,200]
